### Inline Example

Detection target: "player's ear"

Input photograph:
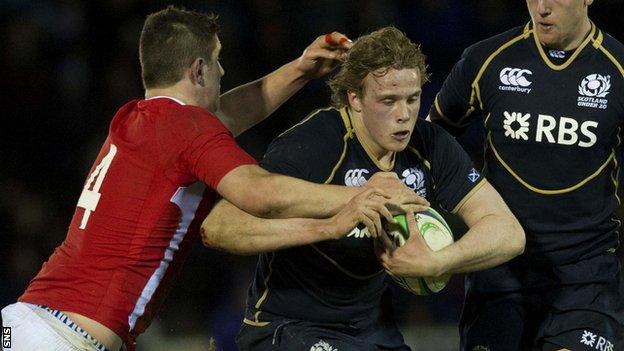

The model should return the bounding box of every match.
[190,57,205,86]
[348,90,362,112]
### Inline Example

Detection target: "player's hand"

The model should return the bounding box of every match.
[377,211,443,278]
[325,188,395,240]
[364,172,429,213]
[295,32,352,80]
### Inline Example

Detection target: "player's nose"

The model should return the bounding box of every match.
[536,0,551,17]
[396,101,410,123]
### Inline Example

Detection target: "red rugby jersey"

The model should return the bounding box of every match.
[20,97,256,348]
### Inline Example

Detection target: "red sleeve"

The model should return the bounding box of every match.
[164,107,257,190]
[184,122,257,189]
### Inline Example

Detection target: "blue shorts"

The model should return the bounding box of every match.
[460,254,624,351]
[236,313,410,351]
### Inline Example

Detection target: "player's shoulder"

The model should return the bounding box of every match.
[277,106,347,141]
[168,102,221,124]
[462,24,529,62]
[262,107,349,178]
[151,99,227,134]
[410,118,460,157]
[596,28,624,64]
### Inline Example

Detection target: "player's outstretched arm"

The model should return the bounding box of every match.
[202,188,394,255]
[379,180,525,278]
[218,32,352,136]
[216,165,428,220]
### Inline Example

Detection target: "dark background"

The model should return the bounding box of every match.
[1,1,623,350]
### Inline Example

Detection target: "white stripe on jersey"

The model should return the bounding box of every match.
[145,96,186,105]
[128,182,206,331]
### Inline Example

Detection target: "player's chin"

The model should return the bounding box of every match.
[387,139,409,152]
[538,31,559,47]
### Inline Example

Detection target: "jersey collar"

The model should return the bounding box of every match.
[342,107,396,172]
[145,95,187,105]
[531,20,596,71]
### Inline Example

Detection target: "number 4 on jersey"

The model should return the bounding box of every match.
[77,144,117,229]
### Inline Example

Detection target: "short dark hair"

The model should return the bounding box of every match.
[139,6,219,89]
[328,26,429,108]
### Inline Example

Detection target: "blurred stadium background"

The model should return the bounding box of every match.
[1,1,622,350]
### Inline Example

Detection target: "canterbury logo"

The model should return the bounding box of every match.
[347,226,371,239]
[548,49,565,59]
[499,67,532,87]
[344,169,369,187]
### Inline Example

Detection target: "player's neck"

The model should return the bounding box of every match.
[349,108,395,171]
[145,84,193,106]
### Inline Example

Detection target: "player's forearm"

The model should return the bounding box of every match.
[250,173,360,219]
[218,60,309,136]
[435,214,525,275]
[245,172,427,219]
[218,165,360,219]
[201,201,335,255]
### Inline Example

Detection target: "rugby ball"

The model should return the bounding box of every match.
[384,208,454,295]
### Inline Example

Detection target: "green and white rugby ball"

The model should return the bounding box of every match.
[385,208,454,295]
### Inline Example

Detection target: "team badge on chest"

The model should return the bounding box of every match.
[401,167,427,197]
[577,74,610,109]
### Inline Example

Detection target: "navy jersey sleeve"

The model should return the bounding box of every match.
[260,110,346,183]
[429,47,483,134]
[418,121,485,212]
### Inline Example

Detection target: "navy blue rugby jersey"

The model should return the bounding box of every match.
[430,22,624,267]
[242,107,484,327]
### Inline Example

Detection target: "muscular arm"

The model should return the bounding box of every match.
[379,181,525,277]
[217,60,311,136]
[202,188,395,254]
[216,165,427,220]
[216,164,357,218]
[434,181,525,274]
[202,200,335,255]
[218,32,351,136]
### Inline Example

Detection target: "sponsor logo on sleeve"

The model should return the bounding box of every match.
[468,168,481,183]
